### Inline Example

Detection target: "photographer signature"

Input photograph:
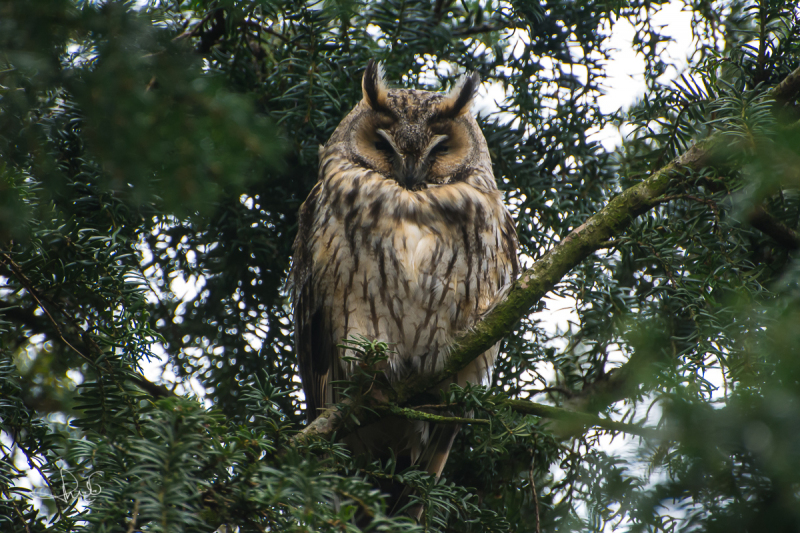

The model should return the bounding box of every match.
[33,468,103,504]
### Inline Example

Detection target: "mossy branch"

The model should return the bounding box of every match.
[383,405,490,425]
[556,66,800,419]
[293,59,800,450]
[293,140,718,446]
[772,64,800,107]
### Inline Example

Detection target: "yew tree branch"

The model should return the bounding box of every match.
[748,205,800,250]
[384,405,490,425]
[563,65,800,416]
[772,65,800,107]
[293,67,800,446]
[293,141,718,446]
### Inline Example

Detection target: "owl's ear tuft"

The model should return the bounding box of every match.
[362,59,389,111]
[439,71,480,117]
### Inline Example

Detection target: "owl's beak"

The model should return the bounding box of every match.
[396,156,425,190]
[397,157,426,190]
[376,128,426,189]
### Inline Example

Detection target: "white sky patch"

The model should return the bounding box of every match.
[599,18,647,115]
[602,3,694,112]
[136,227,213,403]
[591,1,695,151]
[475,77,511,118]
[518,4,704,513]
[536,293,580,350]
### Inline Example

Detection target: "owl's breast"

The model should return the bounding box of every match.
[309,155,515,383]
[345,220,473,379]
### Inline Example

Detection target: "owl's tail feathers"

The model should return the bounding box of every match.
[389,423,461,521]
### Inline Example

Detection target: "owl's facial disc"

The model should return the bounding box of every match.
[373,130,453,190]
[351,62,482,189]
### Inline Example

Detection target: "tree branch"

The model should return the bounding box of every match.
[748,205,800,250]
[293,141,717,446]
[293,64,800,448]
[561,65,800,418]
[502,399,661,439]
[383,405,489,425]
[772,65,800,107]
[0,253,174,400]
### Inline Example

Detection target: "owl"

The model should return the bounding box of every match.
[291,60,519,514]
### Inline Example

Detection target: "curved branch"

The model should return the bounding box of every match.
[772,65,800,107]
[293,65,800,447]
[748,205,800,250]
[293,140,718,446]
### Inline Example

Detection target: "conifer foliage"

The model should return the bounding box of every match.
[1,0,800,531]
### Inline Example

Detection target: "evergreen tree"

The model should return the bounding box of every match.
[1,0,799,531]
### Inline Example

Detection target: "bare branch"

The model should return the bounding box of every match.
[749,205,800,250]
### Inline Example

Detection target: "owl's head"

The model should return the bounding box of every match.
[329,60,488,190]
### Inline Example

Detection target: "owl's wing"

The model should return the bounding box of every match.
[291,182,336,423]
[502,208,521,282]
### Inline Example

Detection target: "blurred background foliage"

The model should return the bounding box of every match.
[1,0,800,531]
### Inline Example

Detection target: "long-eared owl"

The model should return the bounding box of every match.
[291,60,519,506]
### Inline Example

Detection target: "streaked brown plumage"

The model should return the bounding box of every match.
[291,60,519,514]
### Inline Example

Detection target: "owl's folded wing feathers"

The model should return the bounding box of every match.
[291,182,337,423]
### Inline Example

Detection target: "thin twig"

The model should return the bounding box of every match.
[126,499,140,533]
[241,19,290,43]
[0,253,94,367]
[756,1,768,83]
[172,11,216,41]
[17,442,64,517]
[9,496,31,533]
[529,455,541,533]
